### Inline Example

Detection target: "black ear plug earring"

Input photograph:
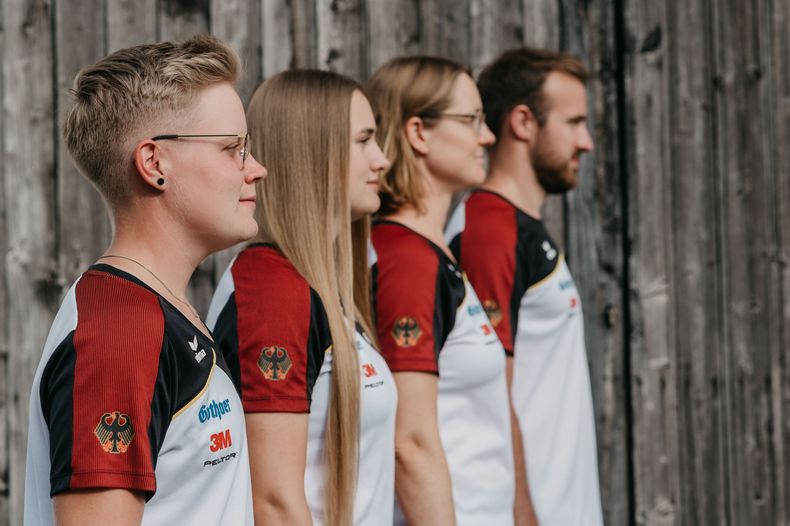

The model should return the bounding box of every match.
[157,178,165,186]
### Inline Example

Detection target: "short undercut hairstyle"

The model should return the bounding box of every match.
[63,34,240,207]
[477,48,588,140]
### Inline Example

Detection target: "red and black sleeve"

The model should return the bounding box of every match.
[40,270,166,498]
[372,224,460,373]
[454,192,521,355]
[230,247,331,413]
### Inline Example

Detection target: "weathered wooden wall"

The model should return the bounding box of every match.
[0,1,786,525]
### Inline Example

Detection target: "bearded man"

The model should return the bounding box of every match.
[446,48,603,526]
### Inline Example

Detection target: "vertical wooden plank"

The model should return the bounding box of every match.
[290,0,318,68]
[2,0,58,524]
[521,0,559,50]
[0,0,8,521]
[261,0,293,78]
[661,0,729,524]
[770,0,790,520]
[558,1,631,524]
[521,1,564,250]
[106,0,156,51]
[712,0,783,523]
[468,0,522,74]
[418,0,471,65]
[55,0,111,296]
[158,0,209,41]
[366,0,421,72]
[316,0,366,79]
[622,0,682,524]
[211,0,262,102]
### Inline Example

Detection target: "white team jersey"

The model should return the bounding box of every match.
[25,265,252,526]
[372,221,515,526]
[447,190,604,526]
[207,244,397,525]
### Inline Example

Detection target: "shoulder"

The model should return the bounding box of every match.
[463,190,519,245]
[73,268,165,354]
[372,223,442,282]
[232,244,311,292]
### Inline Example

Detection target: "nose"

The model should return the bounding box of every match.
[245,153,267,182]
[371,142,391,172]
[577,126,594,153]
[478,121,496,147]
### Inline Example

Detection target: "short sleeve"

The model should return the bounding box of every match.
[40,271,165,498]
[372,226,454,374]
[226,247,331,413]
[455,193,519,355]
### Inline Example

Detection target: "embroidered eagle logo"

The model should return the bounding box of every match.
[391,316,422,347]
[94,411,135,454]
[258,346,293,381]
[482,299,504,327]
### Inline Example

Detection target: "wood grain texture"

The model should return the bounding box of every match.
[566,2,630,525]
[261,0,293,78]
[366,0,421,72]
[106,0,156,51]
[0,0,6,512]
[2,1,58,524]
[468,0,522,74]
[771,0,790,521]
[712,0,784,523]
[316,0,366,79]
[623,1,682,524]
[55,0,111,292]
[417,0,471,65]
[157,0,209,41]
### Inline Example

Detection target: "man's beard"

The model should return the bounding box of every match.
[532,143,579,194]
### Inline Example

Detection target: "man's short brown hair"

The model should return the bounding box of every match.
[477,48,588,140]
[63,35,240,207]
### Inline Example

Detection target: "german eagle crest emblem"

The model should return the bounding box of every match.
[94,411,135,454]
[391,316,422,347]
[258,346,293,381]
[482,299,504,327]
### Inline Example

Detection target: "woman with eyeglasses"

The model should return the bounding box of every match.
[366,56,516,525]
[207,69,396,526]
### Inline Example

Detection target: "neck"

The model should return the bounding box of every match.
[483,142,545,218]
[382,180,453,253]
[102,210,205,300]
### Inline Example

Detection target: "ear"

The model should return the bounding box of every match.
[404,116,430,156]
[508,104,538,144]
[133,139,167,190]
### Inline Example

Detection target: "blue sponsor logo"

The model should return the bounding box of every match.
[198,399,232,423]
[559,279,575,290]
[467,303,484,316]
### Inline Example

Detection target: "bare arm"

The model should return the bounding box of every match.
[246,412,313,526]
[507,356,539,526]
[54,488,144,526]
[392,372,456,526]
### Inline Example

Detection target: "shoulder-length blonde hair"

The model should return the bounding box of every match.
[366,56,468,215]
[246,69,363,526]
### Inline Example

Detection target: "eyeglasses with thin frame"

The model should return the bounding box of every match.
[151,133,250,168]
[419,110,487,134]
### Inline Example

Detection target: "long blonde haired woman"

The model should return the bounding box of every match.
[367,56,517,525]
[207,69,395,526]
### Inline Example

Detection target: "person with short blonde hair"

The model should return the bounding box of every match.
[207,69,396,526]
[25,35,266,526]
[367,56,516,525]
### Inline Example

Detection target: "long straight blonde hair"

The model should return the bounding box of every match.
[246,69,361,526]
